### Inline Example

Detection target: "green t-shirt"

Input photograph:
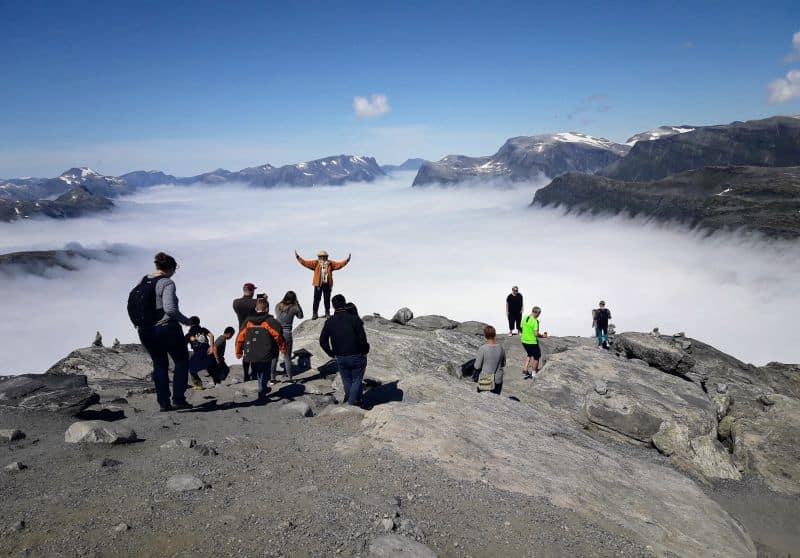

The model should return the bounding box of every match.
[521,315,539,344]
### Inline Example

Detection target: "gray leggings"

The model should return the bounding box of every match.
[271,330,294,380]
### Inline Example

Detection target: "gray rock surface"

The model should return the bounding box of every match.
[46,344,153,383]
[279,401,313,418]
[64,420,138,444]
[0,374,98,415]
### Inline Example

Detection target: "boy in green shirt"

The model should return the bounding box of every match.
[520,306,548,379]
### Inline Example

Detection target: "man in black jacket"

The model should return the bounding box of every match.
[320,294,370,406]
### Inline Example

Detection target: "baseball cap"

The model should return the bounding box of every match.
[243,282,257,291]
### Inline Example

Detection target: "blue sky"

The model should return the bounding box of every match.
[1,0,798,177]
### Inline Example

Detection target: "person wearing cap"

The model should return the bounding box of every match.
[233,282,260,381]
[521,306,548,379]
[506,286,523,336]
[592,300,612,350]
[295,250,351,319]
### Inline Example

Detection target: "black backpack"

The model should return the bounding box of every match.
[127,275,164,329]
[242,323,277,362]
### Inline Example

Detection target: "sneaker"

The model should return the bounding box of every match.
[172,401,193,411]
[522,372,533,380]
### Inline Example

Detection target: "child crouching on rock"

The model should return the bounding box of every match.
[185,316,220,389]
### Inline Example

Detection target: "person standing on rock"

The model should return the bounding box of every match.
[475,325,506,394]
[592,300,612,350]
[319,294,370,407]
[275,291,304,382]
[127,252,193,412]
[233,282,258,381]
[521,306,548,379]
[235,296,287,402]
[295,250,351,319]
[506,286,523,336]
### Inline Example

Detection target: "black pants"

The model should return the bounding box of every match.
[138,322,190,408]
[508,312,522,332]
[313,284,332,316]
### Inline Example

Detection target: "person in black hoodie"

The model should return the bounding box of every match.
[320,294,369,406]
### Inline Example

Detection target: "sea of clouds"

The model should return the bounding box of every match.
[0,171,798,374]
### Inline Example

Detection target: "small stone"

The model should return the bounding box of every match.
[166,474,207,492]
[381,518,396,531]
[673,331,686,338]
[160,438,196,450]
[112,338,121,349]
[759,394,775,406]
[194,443,218,457]
[716,383,728,394]
[651,327,660,336]
[98,458,122,468]
[368,534,436,558]
[593,381,608,395]
[278,520,294,531]
[64,421,137,444]
[279,401,313,418]
[9,520,25,532]
[112,523,130,533]
[0,429,25,443]
[4,461,27,473]
[503,521,511,527]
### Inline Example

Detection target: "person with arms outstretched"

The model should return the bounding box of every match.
[295,250,351,319]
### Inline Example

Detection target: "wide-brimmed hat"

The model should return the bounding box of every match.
[317,250,329,257]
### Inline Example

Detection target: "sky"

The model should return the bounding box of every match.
[1,0,799,177]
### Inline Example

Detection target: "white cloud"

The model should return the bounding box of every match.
[1,177,798,375]
[353,94,391,119]
[784,31,800,63]
[767,69,800,104]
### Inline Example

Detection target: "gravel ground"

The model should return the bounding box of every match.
[1,375,655,558]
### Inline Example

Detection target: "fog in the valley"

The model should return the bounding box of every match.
[1,171,798,373]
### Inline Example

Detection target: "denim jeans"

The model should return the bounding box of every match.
[251,361,273,397]
[595,327,609,347]
[138,321,190,408]
[336,354,367,406]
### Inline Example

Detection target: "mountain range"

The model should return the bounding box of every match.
[532,116,800,238]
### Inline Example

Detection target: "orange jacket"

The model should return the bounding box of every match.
[296,255,350,287]
[235,319,287,359]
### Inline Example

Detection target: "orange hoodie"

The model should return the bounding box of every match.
[235,318,287,359]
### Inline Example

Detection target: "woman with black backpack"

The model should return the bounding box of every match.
[128,252,193,412]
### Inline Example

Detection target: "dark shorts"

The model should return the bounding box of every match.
[522,343,541,359]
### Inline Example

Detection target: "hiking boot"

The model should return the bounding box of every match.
[324,312,331,319]
[172,401,193,411]
[159,404,173,412]
[312,313,319,320]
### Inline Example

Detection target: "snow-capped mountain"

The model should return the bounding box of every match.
[47,168,134,198]
[120,170,180,188]
[625,126,696,146]
[237,155,384,187]
[0,186,114,222]
[413,133,629,186]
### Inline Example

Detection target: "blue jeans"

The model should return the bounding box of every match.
[595,327,609,347]
[138,322,190,408]
[250,361,274,397]
[336,354,367,406]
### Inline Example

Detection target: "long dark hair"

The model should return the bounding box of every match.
[276,291,298,314]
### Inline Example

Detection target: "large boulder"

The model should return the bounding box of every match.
[46,344,153,382]
[64,420,137,444]
[406,315,459,331]
[391,308,414,325]
[614,332,698,381]
[0,374,98,415]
